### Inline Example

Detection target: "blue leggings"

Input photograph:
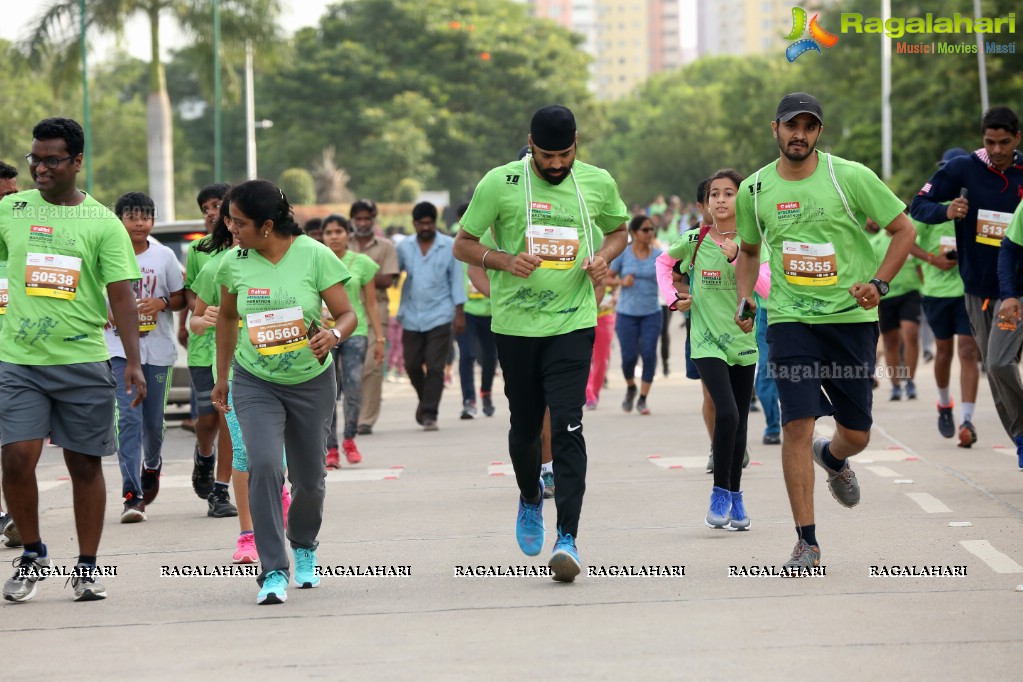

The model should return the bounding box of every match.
[616,311,663,384]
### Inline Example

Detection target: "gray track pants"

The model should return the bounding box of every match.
[964,294,1023,439]
[231,362,337,584]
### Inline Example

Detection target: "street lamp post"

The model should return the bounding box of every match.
[244,40,273,179]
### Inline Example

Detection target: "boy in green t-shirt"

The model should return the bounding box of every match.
[734,94,916,573]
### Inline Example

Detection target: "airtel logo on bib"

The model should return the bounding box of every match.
[248,288,271,298]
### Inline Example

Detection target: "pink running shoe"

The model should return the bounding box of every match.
[342,438,363,465]
[282,484,292,529]
[233,532,258,564]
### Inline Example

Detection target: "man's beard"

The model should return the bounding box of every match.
[417,230,436,242]
[354,226,373,238]
[779,137,816,162]
[538,161,573,186]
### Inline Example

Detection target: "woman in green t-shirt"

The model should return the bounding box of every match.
[321,214,384,469]
[211,180,356,606]
[666,169,765,533]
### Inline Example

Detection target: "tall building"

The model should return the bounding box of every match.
[531,0,683,100]
[696,0,830,58]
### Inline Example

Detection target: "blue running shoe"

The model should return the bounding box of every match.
[293,546,320,589]
[727,490,750,531]
[256,570,288,605]
[515,478,545,556]
[549,529,581,582]
[1015,435,1023,471]
[705,486,731,529]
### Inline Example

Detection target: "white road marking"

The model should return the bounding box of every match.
[905,492,951,513]
[894,479,915,484]
[647,456,706,470]
[488,463,513,477]
[866,466,901,478]
[960,540,1023,574]
[855,450,916,463]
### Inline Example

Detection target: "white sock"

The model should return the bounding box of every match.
[962,403,975,423]
[937,386,951,405]
[541,462,553,475]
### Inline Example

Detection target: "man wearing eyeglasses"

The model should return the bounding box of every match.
[0,117,144,603]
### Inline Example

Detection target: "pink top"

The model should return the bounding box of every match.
[655,238,771,309]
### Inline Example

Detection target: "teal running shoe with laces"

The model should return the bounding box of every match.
[549,529,581,582]
[257,570,289,605]
[515,478,545,556]
[293,546,320,589]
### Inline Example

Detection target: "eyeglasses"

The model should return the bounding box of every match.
[26,154,75,169]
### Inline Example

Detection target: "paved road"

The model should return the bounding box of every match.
[3,331,1022,679]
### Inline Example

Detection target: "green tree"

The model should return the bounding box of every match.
[22,0,283,220]
[278,167,315,205]
[257,0,594,200]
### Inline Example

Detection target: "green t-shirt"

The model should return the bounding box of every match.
[186,246,231,367]
[1000,203,1023,294]
[0,190,140,365]
[913,217,962,299]
[463,231,497,317]
[0,260,7,333]
[215,235,350,385]
[339,250,380,338]
[869,229,921,298]
[460,159,629,337]
[185,236,217,366]
[668,231,758,365]
[736,152,906,325]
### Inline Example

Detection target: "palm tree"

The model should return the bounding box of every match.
[23,0,282,221]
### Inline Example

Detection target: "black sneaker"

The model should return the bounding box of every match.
[481,392,495,417]
[622,385,638,413]
[141,462,162,505]
[357,424,373,435]
[937,403,955,439]
[208,487,239,518]
[191,447,215,499]
[120,492,147,524]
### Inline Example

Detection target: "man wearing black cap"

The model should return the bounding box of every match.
[906,148,981,446]
[733,93,916,571]
[453,104,628,582]
[911,107,1023,467]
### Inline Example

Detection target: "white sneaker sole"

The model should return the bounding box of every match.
[549,551,580,582]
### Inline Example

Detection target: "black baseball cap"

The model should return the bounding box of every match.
[530,105,576,152]
[776,92,824,123]
[938,147,968,168]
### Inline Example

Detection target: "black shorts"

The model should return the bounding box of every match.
[766,322,879,432]
[878,291,921,333]
[921,295,972,340]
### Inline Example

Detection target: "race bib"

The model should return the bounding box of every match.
[976,209,1012,246]
[527,225,579,270]
[25,252,82,300]
[938,235,957,256]
[246,306,308,356]
[138,301,157,335]
[782,241,838,286]
[0,278,7,314]
[467,279,485,300]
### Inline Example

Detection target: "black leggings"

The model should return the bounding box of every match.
[692,357,756,492]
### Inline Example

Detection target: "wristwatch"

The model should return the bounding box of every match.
[330,328,342,343]
[869,278,890,297]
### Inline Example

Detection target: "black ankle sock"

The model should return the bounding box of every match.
[639,393,648,400]
[522,490,542,506]
[78,555,96,567]
[821,442,845,471]
[796,525,818,547]
[25,541,45,556]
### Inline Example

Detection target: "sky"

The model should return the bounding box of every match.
[1,1,696,63]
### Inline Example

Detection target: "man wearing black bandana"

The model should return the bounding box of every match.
[454,105,629,582]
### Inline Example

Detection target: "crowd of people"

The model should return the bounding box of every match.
[1,94,1022,604]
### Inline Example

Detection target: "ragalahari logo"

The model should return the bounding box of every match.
[785,7,839,61]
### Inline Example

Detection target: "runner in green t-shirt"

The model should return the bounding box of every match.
[454,202,500,421]
[868,220,923,402]
[668,169,760,532]
[909,165,981,447]
[321,214,383,469]
[453,105,628,582]
[183,183,233,510]
[733,94,916,573]
[0,117,145,603]
[210,180,355,606]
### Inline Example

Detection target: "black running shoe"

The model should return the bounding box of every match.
[191,447,215,499]
[207,487,238,518]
